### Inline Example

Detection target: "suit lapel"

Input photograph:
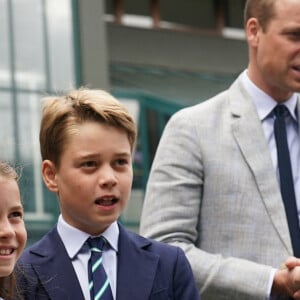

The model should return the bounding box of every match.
[30,227,85,300]
[297,96,300,136]
[116,224,159,300]
[229,77,292,253]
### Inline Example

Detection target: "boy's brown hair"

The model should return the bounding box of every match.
[40,88,137,167]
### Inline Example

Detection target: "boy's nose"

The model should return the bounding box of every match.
[98,167,117,188]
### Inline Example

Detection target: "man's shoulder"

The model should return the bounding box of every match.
[174,89,230,120]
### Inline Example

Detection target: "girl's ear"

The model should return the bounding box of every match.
[42,160,58,193]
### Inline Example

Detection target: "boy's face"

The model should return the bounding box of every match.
[43,121,133,236]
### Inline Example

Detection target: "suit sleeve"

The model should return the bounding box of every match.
[140,108,274,300]
[173,247,200,299]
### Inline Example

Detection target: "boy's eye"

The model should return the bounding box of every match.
[116,159,129,166]
[287,31,300,39]
[82,161,97,168]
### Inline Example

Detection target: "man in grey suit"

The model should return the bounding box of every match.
[140,0,300,299]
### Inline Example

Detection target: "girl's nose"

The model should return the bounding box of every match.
[0,219,14,239]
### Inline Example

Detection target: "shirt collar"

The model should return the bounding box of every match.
[57,214,119,259]
[241,70,298,122]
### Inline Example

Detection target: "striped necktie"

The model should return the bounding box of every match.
[88,237,113,300]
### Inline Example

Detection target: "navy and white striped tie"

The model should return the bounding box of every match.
[88,237,113,300]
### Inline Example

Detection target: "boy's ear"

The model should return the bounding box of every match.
[42,160,58,193]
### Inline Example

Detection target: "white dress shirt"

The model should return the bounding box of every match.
[241,71,299,211]
[57,215,119,300]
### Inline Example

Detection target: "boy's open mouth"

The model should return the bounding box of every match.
[95,197,118,206]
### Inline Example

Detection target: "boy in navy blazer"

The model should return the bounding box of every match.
[16,88,200,300]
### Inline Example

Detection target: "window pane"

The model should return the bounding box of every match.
[17,92,41,162]
[46,0,75,90]
[0,92,15,160]
[17,92,44,214]
[160,0,215,29]
[105,0,114,14]
[12,0,46,90]
[0,0,11,87]
[124,0,150,16]
[226,0,245,28]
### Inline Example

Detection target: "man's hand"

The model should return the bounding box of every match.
[285,257,300,270]
[272,257,300,299]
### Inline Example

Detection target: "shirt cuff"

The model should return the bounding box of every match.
[267,268,278,300]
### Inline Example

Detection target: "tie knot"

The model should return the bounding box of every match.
[88,236,106,252]
[274,105,289,118]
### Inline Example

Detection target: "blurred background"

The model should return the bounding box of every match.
[0,0,248,245]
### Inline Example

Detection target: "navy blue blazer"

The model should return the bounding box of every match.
[16,223,200,299]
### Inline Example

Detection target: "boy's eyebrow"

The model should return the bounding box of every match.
[77,151,131,159]
[114,152,131,157]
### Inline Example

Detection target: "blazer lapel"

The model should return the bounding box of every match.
[229,77,292,253]
[116,224,159,300]
[297,96,300,136]
[30,227,85,300]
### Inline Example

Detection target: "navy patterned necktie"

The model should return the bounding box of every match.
[88,237,113,300]
[274,105,300,257]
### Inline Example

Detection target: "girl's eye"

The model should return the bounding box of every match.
[9,211,23,219]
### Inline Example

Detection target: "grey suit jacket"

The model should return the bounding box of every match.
[140,73,300,300]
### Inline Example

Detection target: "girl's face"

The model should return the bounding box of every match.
[0,178,27,277]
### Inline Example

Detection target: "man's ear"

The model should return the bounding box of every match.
[246,17,260,47]
[42,160,58,193]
